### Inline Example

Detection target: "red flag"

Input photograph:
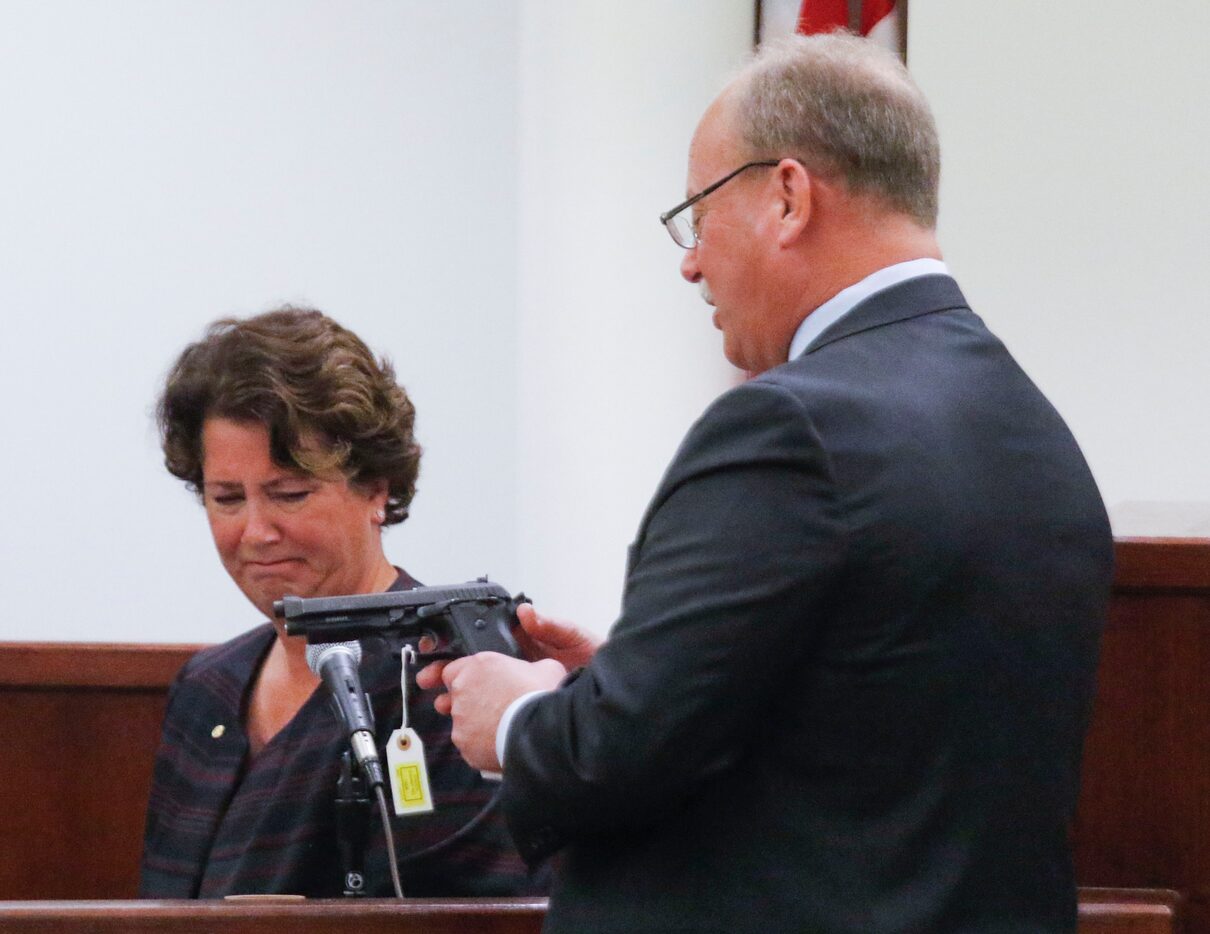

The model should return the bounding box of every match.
[757,3,904,58]
[796,0,849,35]
[790,0,901,54]
[860,0,896,35]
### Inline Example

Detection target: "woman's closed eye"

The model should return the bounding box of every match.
[271,489,312,505]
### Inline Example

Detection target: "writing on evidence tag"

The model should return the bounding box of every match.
[386,727,434,816]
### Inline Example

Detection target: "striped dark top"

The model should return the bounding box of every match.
[139,573,547,898]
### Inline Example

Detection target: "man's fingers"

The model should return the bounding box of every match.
[514,603,547,648]
[532,658,571,686]
[422,657,476,718]
[518,602,593,650]
[440,655,469,688]
[517,603,570,646]
[414,659,447,691]
[433,692,452,717]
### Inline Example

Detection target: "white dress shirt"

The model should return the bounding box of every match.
[786,257,949,360]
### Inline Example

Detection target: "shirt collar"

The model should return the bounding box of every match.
[786,258,950,361]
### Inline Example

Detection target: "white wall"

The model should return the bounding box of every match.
[909,0,1210,534]
[0,0,744,644]
[514,1,749,631]
[0,1,522,642]
[514,0,1210,632]
[5,1,1207,644]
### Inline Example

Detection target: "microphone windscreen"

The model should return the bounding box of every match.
[305,640,363,675]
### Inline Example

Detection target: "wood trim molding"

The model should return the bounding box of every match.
[0,898,549,934]
[0,892,1174,934]
[0,641,204,689]
[1114,537,1210,592]
[0,538,1203,687]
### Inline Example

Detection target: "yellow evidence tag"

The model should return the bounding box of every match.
[386,727,434,816]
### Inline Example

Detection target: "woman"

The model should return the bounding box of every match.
[140,307,543,898]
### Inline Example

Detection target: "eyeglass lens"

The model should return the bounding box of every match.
[666,211,696,249]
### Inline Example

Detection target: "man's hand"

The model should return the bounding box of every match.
[514,603,600,670]
[416,652,567,772]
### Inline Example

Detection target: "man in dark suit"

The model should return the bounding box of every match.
[419,32,1112,933]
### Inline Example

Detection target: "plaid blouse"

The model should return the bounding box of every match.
[139,573,547,898]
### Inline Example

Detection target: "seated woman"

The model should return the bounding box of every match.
[140,307,544,898]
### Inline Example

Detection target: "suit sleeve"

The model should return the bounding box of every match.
[502,380,848,860]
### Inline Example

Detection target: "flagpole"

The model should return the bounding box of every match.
[848,0,862,32]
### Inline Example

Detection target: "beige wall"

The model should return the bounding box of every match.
[910,0,1210,535]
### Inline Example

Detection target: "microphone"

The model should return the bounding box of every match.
[306,641,385,788]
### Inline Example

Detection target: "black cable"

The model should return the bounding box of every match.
[374,783,405,898]
[396,784,505,864]
[363,639,506,891]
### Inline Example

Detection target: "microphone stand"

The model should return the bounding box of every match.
[335,750,372,896]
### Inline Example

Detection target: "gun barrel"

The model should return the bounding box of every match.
[275,581,518,656]
[275,580,509,621]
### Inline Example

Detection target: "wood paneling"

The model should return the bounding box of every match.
[1074,539,1210,933]
[0,642,200,899]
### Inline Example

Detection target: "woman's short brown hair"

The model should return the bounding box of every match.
[157,306,421,525]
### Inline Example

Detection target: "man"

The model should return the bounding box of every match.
[419,33,1112,933]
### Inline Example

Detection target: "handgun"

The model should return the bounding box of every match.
[273,579,525,659]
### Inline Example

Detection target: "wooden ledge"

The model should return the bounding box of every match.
[0,898,549,934]
[1114,538,1210,592]
[0,641,204,689]
[1078,887,1182,932]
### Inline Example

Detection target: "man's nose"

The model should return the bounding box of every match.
[680,247,702,283]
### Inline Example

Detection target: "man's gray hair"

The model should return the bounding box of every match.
[734,32,940,227]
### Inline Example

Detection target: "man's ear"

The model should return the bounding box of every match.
[775,158,812,248]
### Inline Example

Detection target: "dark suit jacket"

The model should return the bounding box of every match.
[503,276,1112,933]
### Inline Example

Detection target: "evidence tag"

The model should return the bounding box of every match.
[386,727,434,816]
[388,644,433,815]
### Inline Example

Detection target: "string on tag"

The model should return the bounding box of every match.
[399,644,417,731]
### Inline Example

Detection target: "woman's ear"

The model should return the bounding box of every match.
[363,477,390,523]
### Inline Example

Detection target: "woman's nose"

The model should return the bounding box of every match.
[240,500,281,545]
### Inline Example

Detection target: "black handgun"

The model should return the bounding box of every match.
[273,579,525,659]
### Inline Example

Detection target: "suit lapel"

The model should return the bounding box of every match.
[804,274,970,355]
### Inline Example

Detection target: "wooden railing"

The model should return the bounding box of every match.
[0,890,1182,932]
[0,898,547,933]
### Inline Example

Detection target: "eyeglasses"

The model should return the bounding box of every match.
[659,160,780,249]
